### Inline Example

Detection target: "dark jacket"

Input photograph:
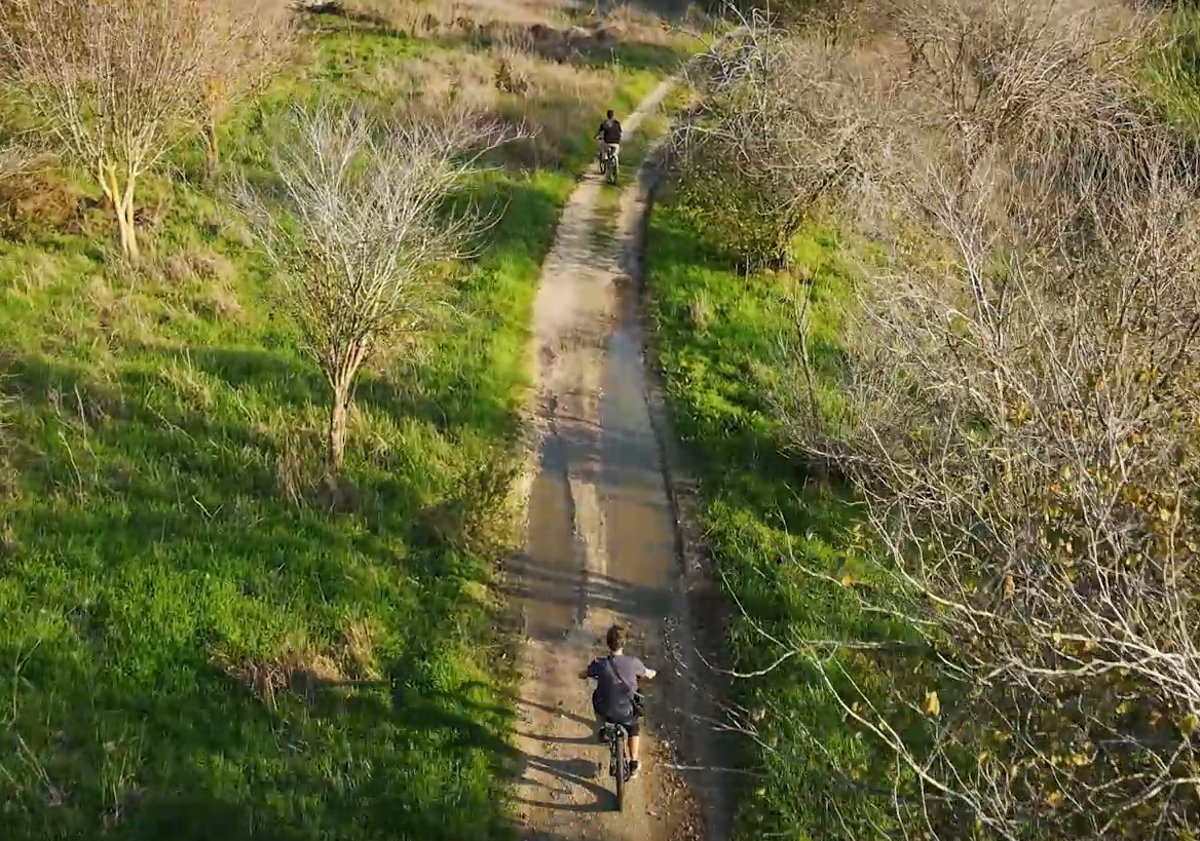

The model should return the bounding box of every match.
[587,653,645,720]
[597,118,622,144]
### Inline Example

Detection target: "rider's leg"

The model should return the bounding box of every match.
[626,718,642,764]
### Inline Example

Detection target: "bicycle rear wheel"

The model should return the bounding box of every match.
[614,731,627,811]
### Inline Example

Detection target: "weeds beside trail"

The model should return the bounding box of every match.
[645,193,896,838]
[0,3,699,838]
[652,1,1200,839]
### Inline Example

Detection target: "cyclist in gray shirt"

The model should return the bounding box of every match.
[580,624,657,778]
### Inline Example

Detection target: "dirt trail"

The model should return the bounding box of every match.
[509,82,731,841]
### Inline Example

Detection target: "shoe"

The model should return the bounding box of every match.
[627,760,640,780]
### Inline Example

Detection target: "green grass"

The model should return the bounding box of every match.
[1145,7,1200,133]
[645,188,899,839]
[0,17,681,841]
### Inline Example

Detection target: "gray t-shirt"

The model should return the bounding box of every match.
[587,653,646,720]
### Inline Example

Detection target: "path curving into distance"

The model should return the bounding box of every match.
[509,79,732,841]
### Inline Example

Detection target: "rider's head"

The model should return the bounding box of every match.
[606,624,628,652]
[606,109,615,120]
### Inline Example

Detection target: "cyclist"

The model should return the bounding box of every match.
[579,623,656,779]
[595,109,623,172]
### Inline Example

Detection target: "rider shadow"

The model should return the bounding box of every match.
[501,688,620,814]
[515,752,613,814]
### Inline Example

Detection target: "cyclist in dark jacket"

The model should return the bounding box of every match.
[595,110,623,170]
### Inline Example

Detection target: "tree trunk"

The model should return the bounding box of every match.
[116,198,139,262]
[203,119,219,173]
[100,167,140,262]
[327,385,350,473]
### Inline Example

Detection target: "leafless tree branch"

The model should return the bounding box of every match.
[712,1,1200,837]
[0,0,285,259]
[236,103,524,473]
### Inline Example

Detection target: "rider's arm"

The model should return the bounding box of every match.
[580,658,600,680]
[633,657,656,680]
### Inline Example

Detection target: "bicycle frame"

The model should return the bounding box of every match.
[598,144,618,184]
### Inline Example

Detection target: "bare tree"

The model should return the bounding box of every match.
[238,104,520,473]
[724,1,1200,838]
[0,0,246,259]
[198,0,295,172]
[675,8,886,268]
[782,141,1200,841]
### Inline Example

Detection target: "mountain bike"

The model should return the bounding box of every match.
[599,719,630,811]
[597,691,643,811]
[598,144,619,185]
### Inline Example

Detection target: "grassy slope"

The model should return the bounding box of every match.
[0,15,681,841]
[646,190,899,839]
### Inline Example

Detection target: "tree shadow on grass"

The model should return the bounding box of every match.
[115,794,305,841]
[0,352,524,840]
[3,343,459,574]
[296,669,617,825]
[0,108,576,841]
[0,170,562,841]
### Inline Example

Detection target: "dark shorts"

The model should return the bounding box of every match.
[593,698,639,736]
[597,713,640,737]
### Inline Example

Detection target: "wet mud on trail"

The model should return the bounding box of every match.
[508,80,734,841]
